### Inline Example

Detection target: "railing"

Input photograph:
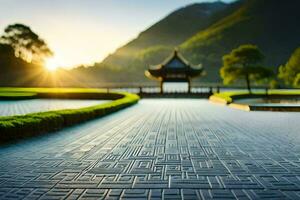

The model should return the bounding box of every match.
[105,86,220,98]
[106,86,213,94]
[104,86,298,97]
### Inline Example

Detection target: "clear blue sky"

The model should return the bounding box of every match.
[0,0,234,68]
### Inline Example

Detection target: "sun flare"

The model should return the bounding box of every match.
[45,58,60,71]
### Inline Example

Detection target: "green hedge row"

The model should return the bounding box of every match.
[0,92,38,100]
[0,92,139,144]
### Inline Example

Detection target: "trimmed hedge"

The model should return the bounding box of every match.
[0,90,139,143]
[0,92,37,100]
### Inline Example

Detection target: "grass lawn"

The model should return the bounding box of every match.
[0,87,140,144]
[0,87,107,93]
[0,92,36,97]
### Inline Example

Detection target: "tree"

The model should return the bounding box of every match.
[220,44,272,93]
[278,47,300,87]
[0,23,53,64]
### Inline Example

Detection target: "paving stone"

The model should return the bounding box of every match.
[1,99,300,199]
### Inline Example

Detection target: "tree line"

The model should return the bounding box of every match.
[0,23,300,90]
[220,44,300,92]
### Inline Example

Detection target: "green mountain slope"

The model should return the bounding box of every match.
[95,2,233,80]
[181,0,300,82]
[70,0,300,85]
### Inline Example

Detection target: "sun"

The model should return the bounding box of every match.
[45,58,60,71]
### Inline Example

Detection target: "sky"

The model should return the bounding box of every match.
[0,0,234,69]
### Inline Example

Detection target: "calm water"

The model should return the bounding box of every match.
[0,99,109,116]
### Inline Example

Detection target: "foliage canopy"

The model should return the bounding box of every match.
[220,44,272,91]
[278,48,300,87]
[0,23,53,64]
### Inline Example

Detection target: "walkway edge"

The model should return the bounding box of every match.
[228,103,250,111]
[208,95,228,105]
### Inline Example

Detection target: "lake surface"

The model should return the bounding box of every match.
[0,99,109,116]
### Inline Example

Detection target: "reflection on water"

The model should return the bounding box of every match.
[0,99,109,116]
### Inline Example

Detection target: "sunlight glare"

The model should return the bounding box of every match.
[45,58,60,71]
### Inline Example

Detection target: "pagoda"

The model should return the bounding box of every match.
[145,49,203,93]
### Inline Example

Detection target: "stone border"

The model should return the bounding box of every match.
[208,95,228,105]
[209,92,300,112]
[228,103,251,111]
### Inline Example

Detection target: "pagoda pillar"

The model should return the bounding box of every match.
[160,81,163,94]
[188,79,191,94]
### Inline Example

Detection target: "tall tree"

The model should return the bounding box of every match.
[0,23,53,64]
[278,47,300,87]
[220,44,272,92]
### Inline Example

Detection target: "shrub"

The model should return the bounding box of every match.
[0,90,139,144]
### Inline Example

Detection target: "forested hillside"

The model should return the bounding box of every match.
[181,0,300,82]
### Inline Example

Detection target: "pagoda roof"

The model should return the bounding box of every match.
[145,49,203,81]
[150,49,191,70]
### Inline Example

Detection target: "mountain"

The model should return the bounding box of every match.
[74,1,241,84]
[102,1,229,67]
[3,0,300,87]
[181,0,300,82]
[70,0,300,86]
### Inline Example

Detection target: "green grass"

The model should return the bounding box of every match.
[0,88,140,144]
[210,89,300,104]
[0,92,36,97]
[0,87,107,94]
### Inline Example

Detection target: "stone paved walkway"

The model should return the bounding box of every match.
[1,99,300,199]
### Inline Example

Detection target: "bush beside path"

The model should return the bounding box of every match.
[0,88,140,144]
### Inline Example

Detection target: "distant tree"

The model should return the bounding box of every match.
[0,23,53,64]
[269,79,280,89]
[278,47,300,87]
[220,44,272,93]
